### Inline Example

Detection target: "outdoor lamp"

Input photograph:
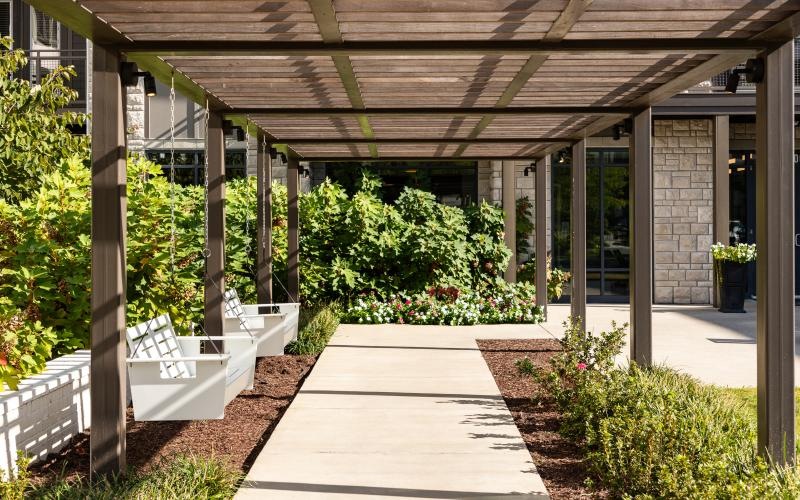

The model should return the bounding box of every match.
[302,167,311,179]
[120,62,157,97]
[613,124,622,141]
[724,58,764,94]
[523,162,535,176]
[234,127,246,142]
[269,146,278,160]
[222,120,234,136]
[558,151,567,164]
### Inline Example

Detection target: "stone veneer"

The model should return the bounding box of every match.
[653,119,714,304]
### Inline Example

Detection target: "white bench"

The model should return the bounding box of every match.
[126,314,257,421]
[224,289,300,354]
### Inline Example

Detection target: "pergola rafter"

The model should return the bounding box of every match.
[22,0,800,479]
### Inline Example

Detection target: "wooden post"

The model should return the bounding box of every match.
[571,140,587,329]
[756,40,796,465]
[535,156,549,318]
[256,133,273,304]
[90,45,126,477]
[205,112,225,341]
[630,108,653,366]
[503,160,517,282]
[713,115,730,308]
[287,153,300,302]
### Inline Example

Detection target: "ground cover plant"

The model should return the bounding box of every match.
[517,318,800,498]
[343,282,542,325]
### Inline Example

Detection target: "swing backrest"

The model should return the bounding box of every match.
[126,314,192,379]
[224,289,246,318]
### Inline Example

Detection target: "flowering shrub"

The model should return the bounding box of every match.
[516,256,571,301]
[342,282,543,325]
[711,242,757,263]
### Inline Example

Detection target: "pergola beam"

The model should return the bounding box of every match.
[109,39,766,57]
[229,107,642,117]
[267,138,574,145]
[204,113,226,343]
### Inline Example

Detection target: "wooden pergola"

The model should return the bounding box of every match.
[26,0,799,476]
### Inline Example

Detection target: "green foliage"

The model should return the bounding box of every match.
[0,452,31,499]
[296,173,510,303]
[31,454,242,499]
[531,317,800,499]
[343,282,542,325]
[515,196,534,256]
[517,256,571,301]
[285,302,341,355]
[711,242,757,263]
[0,37,89,202]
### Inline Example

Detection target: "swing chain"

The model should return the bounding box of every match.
[202,98,211,259]
[169,73,177,276]
[243,118,252,256]
[262,136,268,252]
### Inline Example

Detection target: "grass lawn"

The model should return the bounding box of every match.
[715,387,800,443]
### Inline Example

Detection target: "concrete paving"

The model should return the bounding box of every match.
[236,325,550,499]
[237,300,799,499]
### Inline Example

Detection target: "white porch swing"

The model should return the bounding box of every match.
[223,131,300,356]
[126,83,257,421]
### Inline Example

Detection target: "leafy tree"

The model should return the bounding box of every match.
[0,36,89,202]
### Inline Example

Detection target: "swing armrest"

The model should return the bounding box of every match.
[126,354,230,363]
[174,336,254,341]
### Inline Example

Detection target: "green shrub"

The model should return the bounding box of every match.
[286,302,341,355]
[0,37,89,202]
[517,257,571,301]
[31,454,242,499]
[0,452,31,499]
[515,196,534,257]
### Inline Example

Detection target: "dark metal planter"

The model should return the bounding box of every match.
[718,261,748,313]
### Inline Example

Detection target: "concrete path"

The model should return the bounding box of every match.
[236,325,550,499]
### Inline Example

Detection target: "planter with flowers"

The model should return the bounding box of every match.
[711,242,756,313]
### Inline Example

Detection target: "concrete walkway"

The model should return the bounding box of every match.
[236,325,550,499]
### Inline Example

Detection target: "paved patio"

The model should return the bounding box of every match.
[237,302,798,499]
[236,324,550,499]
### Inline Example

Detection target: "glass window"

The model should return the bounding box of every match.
[144,149,248,186]
[0,2,11,39]
[31,9,59,50]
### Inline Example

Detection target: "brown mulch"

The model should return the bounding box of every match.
[28,354,317,484]
[477,339,606,500]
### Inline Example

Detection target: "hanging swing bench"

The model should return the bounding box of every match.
[224,288,300,356]
[125,82,259,421]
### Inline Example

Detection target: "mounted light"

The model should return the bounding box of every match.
[143,75,157,97]
[725,58,764,94]
[234,127,246,142]
[269,147,278,160]
[558,151,567,164]
[120,62,157,97]
[222,120,234,136]
[523,161,535,176]
[613,124,622,141]
[301,167,311,179]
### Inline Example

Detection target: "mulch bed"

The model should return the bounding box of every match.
[477,339,606,500]
[28,354,317,484]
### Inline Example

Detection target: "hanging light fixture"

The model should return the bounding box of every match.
[558,150,567,164]
[120,62,157,97]
[612,124,623,141]
[523,161,535,176]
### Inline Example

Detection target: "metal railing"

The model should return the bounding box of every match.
[23,49,87,109]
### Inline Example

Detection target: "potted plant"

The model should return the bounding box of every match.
[711,242,757,313]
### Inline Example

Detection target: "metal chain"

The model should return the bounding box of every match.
[244,119,252,256]
[169,73,177,276]
[262,136,268,252]
[203,98,210,258]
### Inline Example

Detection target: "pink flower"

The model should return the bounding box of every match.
[398,317,404,324]
[396,303,402,309]
[405,299,411,305]
[576,362,587,371]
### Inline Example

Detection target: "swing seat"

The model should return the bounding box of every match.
[224,289,301,350]
[126,314,257,421]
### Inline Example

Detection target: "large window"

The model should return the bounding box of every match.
[0,1,11,39]
[144,150,247,186]
[552,148,630,300]
[31,8,59,50]
[323,161,478,207]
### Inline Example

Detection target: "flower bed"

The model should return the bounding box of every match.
[342,283,543,325]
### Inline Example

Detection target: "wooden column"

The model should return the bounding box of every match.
[503,160,517,282]
[90,45,126,477]
[756,40,796,465]
[571,141,587,329]
[256,134,273,304]
[535,156,549,318]
[205,112,225,340]
[630,108,653,366]
[713,115,730,308]
[287,153,300,302]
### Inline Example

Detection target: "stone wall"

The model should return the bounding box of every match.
[653,119,714,304]
[126,82,146,154]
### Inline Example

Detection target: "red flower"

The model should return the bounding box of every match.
[576,362,587,371]
[0,353,6,366]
